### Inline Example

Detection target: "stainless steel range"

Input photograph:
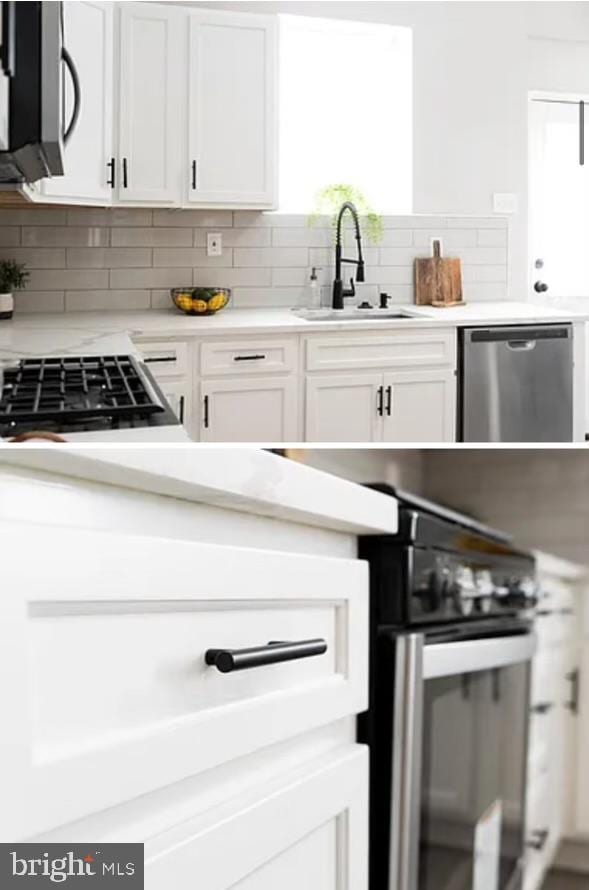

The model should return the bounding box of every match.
[0,354,179,437]
[359,486,537,890]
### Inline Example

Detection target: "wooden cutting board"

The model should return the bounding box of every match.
[414,239,464,307]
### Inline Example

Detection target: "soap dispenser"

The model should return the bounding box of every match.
[305,267,322,309]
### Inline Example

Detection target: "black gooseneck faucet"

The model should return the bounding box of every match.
[332,201,365,310]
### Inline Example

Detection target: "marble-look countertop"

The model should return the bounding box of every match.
[0,448,399,535]
[1,300,587,352]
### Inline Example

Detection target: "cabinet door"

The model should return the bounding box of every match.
[201,376,298,442]
[381,369,456,443]
[117,3,183,203]
[145,746,368,890]
[159,379,193,439]
[41,2,113,203]
[305,374,383,443]
[186,10,277,207]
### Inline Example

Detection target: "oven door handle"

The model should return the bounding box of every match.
[389,633,425,890]
[423,632,536,680]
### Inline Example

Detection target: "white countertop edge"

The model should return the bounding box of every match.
[0,447,399,536]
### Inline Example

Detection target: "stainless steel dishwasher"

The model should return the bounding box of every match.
[460,324,573,442]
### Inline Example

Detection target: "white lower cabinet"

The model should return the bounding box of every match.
[306,374,383,443]
[305,369,455,442]
[145,746,368,890]
[200,376,298,442]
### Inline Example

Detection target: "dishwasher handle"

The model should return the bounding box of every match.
[468,325,571,344]
[507,340,536,351]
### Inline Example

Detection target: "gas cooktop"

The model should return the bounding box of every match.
[0,355,178,437]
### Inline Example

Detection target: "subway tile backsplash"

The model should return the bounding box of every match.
[0,208,509,314]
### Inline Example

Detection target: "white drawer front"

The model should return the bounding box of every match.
[1,522,368,838]
[305,330,455,372]
[135,339,189,378]
[200,338,298,376]
[145,746,368,890]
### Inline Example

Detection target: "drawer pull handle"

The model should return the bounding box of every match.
[536,609,554,617]
[566,668,580,714]
[205,638,327,674]
[527,829,549,851]
[233,354,266,362]
[145,356,176,364]
[531,702,554,715]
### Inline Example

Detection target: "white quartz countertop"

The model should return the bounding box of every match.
[0,448,399,535]
[1,300,587,351]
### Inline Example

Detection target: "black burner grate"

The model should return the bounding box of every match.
[0,355,165,424]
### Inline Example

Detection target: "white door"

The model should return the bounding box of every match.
[201,377,298,442]
[186,10,277,207]
[41,2,113,203]
[117,3,183,203]
[305,374,383,443]
[382,369,456,443]
[145,746,368,890]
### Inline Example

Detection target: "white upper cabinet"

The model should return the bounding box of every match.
[186,10,277,207]
[41,1,114,203]
[116,3,184,204]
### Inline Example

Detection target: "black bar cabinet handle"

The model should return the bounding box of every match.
[192,160,197,190]
[106,157,116,189]
[122,157,128,189]
[178,395,185,425]
[205,638,327,674]
[145,356,176,364]
[377,385,384,416]
[203,394,209,428]
[531,702,554,715]
[527,829,549,852]
[385,385,392,417]
[233,354,266,362]
[566,669,580,714]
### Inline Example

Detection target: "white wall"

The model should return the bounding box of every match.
[294,448,425,491]
[423,449,589,566]
[188,1,589,301]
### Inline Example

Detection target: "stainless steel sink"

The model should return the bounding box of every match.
[294,308,414,322]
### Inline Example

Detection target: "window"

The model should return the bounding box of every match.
[529,94,589,297]
[279,15,412,214]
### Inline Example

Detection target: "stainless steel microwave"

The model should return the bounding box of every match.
[0,1,80,183]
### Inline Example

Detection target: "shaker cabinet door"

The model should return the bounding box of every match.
[145,746,369,890]
[186,10,277,207]
[117,3,183,203]
[41,1,114,203]
[200,376,298,442]
[381,369,456,443]
[305,374,383,443]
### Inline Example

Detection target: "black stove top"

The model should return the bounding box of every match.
[0,355,178,436]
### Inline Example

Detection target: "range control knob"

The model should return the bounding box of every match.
[475,569,494,614]
[502,577,538,610]
[454,566,477,616]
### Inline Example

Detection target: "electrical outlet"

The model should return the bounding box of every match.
[207,232,222,257]
[493,193,518,214]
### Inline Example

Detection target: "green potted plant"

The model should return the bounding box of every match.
[0,260,29,320]
[308,184,384,244]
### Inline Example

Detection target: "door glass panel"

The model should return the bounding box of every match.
[529,97,589,297]
[419,662,529,890]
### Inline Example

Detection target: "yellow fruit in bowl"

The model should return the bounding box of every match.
[208,293,227,311]
[191,299,208,313]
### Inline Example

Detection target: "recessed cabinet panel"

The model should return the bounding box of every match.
[382,370,455,443]
[187,11,277,206]
[41,1,114,203]
[117,3,183,203]
[305,331,455,372]
[305,374,382,443]
[201,377,298,442]
[0,521,367,838]
[145,747,368,890]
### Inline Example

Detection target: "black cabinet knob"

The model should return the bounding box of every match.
[534,281,549,293]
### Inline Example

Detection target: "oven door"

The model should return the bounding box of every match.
[368,627,535,890]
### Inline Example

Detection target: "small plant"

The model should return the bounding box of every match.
[0,259,29,294]
[308,184,384,244]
